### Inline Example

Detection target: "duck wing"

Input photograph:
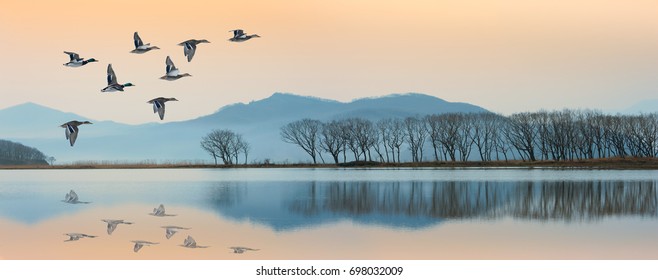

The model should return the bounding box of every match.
[107,64,118,85]
[64,51,81,62]
[133,32,143,48]
[165,56,177,74]
[67,124,79,147]
[157,102,166,120]
[183,42,196,62]
[232,29,245,38]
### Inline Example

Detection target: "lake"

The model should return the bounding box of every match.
[0,168,657,260]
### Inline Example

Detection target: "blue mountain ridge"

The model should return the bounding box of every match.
[1,93,488,163]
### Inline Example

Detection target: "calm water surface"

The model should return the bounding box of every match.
[1,168,657,259]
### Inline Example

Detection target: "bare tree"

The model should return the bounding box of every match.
[504,112,538,161]
[319,120,344,164]
[280,119,322,164]
[404,117,427,162]
[200,129,249,165]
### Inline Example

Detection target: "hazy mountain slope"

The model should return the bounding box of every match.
[1,93,489,163]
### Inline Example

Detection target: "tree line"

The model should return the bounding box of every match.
[279,110,658,164]
[0,139,51,165]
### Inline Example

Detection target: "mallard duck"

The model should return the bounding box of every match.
[101,64,134,92]
[228,29,260,42]
[101,219,133,235]
[63,51,98,67]
[161,226,191,239]
[64,233,96,242]
[60,120,92,147]
[131,240,159,253]
[178,39,210,62]
[147,97,178,120]
[180,235,209,248]
[160,56,191,80]
[131,32,160,53]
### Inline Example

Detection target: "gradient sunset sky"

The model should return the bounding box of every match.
[0,0,656,124]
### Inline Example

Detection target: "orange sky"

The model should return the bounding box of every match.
[0,0,657,124]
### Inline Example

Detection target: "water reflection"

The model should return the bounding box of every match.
[209,180,658,229]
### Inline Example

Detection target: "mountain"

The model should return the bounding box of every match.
[623,99,658,114]
[0,93,488,163]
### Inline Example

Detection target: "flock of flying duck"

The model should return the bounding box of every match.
[62,189,258,254]
[60,30,260,146]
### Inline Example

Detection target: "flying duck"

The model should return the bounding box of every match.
[228,29,260,42]
[147,97,178,120]
[101,64,134,92]
[60,121,92,147]
[178,39,210,62]
[63,51,98,67]
[131,32,160,53]
[160,56,191,80]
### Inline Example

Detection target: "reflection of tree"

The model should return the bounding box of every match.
[290,180,658,222]
[208,182,246,207]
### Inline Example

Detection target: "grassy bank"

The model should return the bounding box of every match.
[2,157,658,170]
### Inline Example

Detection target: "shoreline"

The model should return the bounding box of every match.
[2,158,658,170]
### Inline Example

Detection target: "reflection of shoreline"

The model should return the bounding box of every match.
[210,181,658,230]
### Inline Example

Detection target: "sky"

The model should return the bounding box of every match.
[0,0,657,124]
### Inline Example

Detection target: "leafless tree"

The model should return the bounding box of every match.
[200,129,249,165]
[280,119,322,164]
[319,120,344,164]
[404,117,427,162]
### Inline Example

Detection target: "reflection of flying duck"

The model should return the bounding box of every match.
[62,189,90,204]
[230,246,259,254]
[180,235,209,248]
[101,219,133,235]
[64,233,96,242]
[149,204,177,217]
[131,240,159,253]
[161,226,191,239]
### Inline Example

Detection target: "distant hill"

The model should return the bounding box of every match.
[0,93,489,163]
[623,99,658,114]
